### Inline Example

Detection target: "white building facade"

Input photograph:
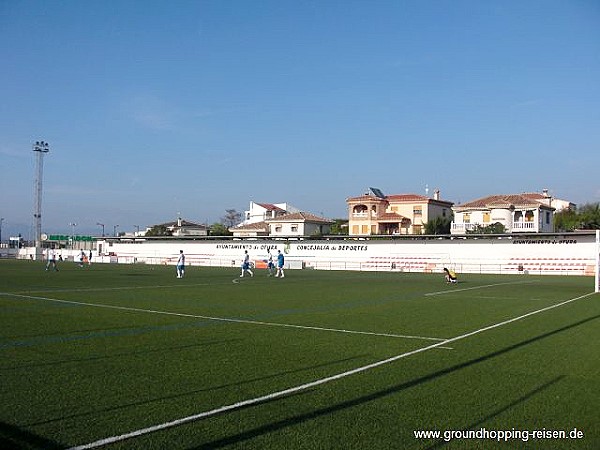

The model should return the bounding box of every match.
[451,194,555,235]
[242,202,300,225]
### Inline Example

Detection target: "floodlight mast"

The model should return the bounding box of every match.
[33,141,49,259]
[596,230,599,293]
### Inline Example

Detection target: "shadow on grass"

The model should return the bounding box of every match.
[423,375,565,449]
[191,313,600,449]
[0,421,62,449]
[24,355,368,429]
[1,339,240,371]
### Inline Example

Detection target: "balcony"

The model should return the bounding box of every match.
[512,221,537,232]
[451,220,539,234]
[352,212,377,219]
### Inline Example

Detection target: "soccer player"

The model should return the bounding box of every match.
[45,251,59,272]
[240,250,253,277]
[266,249,275,276]
[176,250,185,278]
[443,267,457,283]
[275,250,285,278]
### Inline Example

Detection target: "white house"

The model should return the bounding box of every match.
[451,193,556,234]
[242,202,300,225]
[230,211,334,237]
[267,212,334,237]
[521,189,576,212]
[146,217,208,237]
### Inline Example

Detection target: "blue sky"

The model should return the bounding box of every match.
[1,0,599,238]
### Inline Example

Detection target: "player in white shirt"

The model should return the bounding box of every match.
[176,250,185,278]
[240,250,254,277]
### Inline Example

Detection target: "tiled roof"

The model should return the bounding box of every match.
[377,212,408,222]
[256,203,285,211]
[160,219,207,228]
[230,221,269,231]
[386,194,430,202]
[266,211,334,224]
[346,195,389,202]
[347,193,453,205]
[456,194,554,210]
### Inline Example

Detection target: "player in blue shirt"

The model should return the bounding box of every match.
[275,250,285,278]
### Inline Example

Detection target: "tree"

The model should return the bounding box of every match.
[210,223,232,236]
[221,209,242,228]
[424,216,452,235]
[329,219,349,235]
[144,225,172,237]
[554,207,580,232]
[466,222,506,234]
[577,203,600,229]
[554,203,600,231]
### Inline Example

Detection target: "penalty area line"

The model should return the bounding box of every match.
[425,280,533,297]
[67,290,597,450]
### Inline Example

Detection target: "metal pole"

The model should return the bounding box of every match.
[595,230,600,292]
[33,141,50,259]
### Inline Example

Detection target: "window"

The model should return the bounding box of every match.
[413,207,422,216]
[361,225,369,234]
[464,213,471,223]
[275,225,282,233]
[291,224,298,233]
[352,225,359,234]
[483,212,490,223]
[546,212,551,224]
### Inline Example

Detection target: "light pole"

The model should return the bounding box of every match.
[113,224,119,237]
[33,141,50,258]
[69,222,77,248]
[0,218,4,244]
[97,222,105,237]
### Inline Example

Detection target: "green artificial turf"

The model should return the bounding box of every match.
[0,259,598,449]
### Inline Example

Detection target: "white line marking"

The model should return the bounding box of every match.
[67,291,596,449]
[424,281,532,296]
[15,283,216,294]
[0,292,448,342]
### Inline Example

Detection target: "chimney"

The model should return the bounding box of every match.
[434,189,440,200]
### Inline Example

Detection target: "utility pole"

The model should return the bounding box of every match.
[33,141,50,259]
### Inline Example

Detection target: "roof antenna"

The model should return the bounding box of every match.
[425,184,429,196]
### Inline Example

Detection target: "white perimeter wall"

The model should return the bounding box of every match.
[80,233,598,276]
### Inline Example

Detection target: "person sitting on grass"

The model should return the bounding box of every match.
[443,267,457,284]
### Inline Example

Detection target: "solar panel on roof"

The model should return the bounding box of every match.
[369,187,386,198]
